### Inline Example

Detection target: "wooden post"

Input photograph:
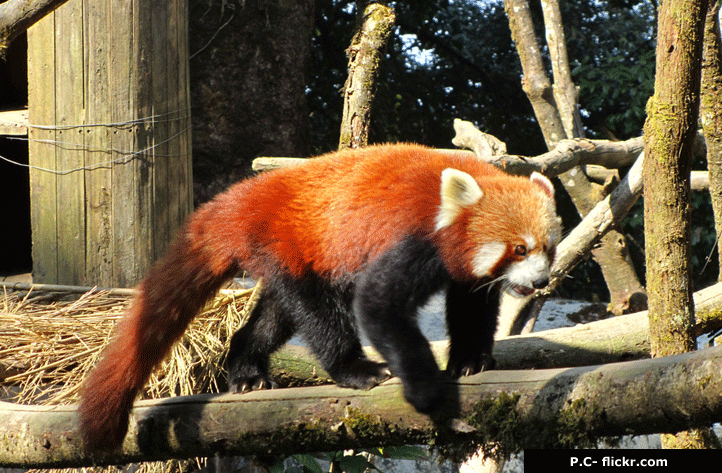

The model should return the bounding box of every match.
[27,0,192,287]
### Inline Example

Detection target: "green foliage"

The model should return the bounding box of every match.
[565,0,657,139]
[308,0,546,155]
[268,446,427,473]
[309,0,657,150]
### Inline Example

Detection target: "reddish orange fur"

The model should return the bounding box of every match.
[78,143,546,451]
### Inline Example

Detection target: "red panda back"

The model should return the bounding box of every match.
[214,144,506,280]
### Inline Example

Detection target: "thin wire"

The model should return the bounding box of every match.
[700,229,722,276]
[0,124,193,175]
[9,131,189,158]
[14,108,192,131]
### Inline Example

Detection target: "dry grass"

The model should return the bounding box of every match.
[0,282,261,406]
[0,282,261,473]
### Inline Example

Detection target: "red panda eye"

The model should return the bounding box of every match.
[515,245,527,256]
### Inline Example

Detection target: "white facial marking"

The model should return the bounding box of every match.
[522,234,537,251]
[472,242,507,277]
[505,253,550,291]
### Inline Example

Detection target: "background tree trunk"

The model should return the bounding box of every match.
[338,2,395,149]
[701,1,722,282]
[642,0,712,450]
[189,0,314,203]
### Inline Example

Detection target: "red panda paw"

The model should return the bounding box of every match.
[446,352,496,379]
[228,375,279,393]
[331,359,392,390]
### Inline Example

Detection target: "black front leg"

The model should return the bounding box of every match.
[445,282,499,378]
[353,236,449,414]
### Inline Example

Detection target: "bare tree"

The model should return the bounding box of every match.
[702,1,722,282]
[338,2,395,149]
[504,0,646,316]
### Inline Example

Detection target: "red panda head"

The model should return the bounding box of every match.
[434,167,562,297]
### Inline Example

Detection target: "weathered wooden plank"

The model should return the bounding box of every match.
[122,0,154,287]
[178,0,193,217]
[27,10,58,283]
[110,0,141,288]
[151,0,171,263]
[54,0,86,286]
[167,0,182,235]
[83,0,113,286]
[108,0,132,287]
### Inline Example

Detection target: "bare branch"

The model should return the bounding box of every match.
[451,118,507,156]
[252,135,644,176]
[540,0,584,139]
[547,153,644,292]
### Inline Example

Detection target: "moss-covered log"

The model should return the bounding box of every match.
[268,281,722,390]
[1,344,722,468]
[2,282,721,467]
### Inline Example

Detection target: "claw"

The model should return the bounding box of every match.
[230,376,277,394]
[254,379,278,390]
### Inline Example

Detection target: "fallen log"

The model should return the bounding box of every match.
[272,282,722,386]
[2,282,721,468]
[1,345,721,468]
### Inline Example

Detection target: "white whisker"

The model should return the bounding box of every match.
[472,275,506,293]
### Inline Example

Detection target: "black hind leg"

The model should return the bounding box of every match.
[278,273,391,390]
[227,286,295,392]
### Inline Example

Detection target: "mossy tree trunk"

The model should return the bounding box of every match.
[338,2,395,149]
[642,0,714,449]
[701,1,722,282]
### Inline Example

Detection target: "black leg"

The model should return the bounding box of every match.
[283,273,391,389]
[227,285,295,392]
[353,236,449,414]
[445,282,498,378]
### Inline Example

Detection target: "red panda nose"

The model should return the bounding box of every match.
[532,277,549,289]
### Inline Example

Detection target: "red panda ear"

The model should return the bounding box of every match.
[436,168,483,230]
[530,172,554,198]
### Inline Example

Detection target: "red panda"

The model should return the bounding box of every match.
[78,143,562,451]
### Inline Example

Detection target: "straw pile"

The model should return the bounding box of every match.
[0,282,261,473]
[0,282,261,406]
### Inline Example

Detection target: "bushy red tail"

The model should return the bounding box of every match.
[78,218,239,451]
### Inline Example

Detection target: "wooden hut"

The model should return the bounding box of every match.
[26,0,192,287]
